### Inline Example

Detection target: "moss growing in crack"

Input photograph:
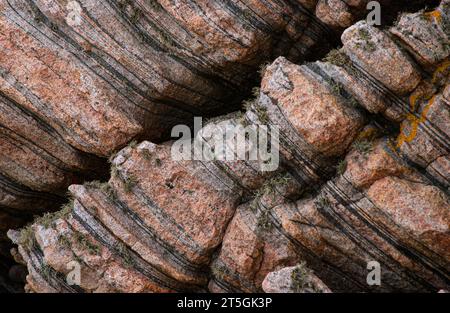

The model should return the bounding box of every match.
[122,174,138,193]
[259,173,291,197]
[315,196,330,209]
[250,174,292,225]
[233,109,251,127]
[140,148,152,161]
[243,99,255,112]
[73,231,100,255]
[336,160,347,175]
[359,28,371,41]
[352,139,374,155]
[348,97,359,108]
[258,61,271,77]
[323,49,360,78]
[242,89,269,125]
[323,49,350,67]
[34,212,57,230]
[256,210,272,231]
[255,105,269,124]
[127,140,138,149]
[252,87,260,98]
[247,193,260,213]
[116,242,135,268]
[110,164,119,179]
[330,81,343,96]
[40,263,53,280]
[84,180,105,189]
[366,41,376,52]
[18,225,35,250]
[108,151,118,164]
[34,199,73,229]
[291,262,320,293]
[97,182,119,203]
[211,265,227,281]
[58,234,71,249]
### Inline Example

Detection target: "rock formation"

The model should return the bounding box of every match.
[0,0,348,288]
[0,0,448,292]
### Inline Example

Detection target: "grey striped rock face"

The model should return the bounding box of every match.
[4,1,450,292]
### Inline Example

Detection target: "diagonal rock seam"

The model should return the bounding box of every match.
[2,0,431,290]
[5,1,449,292]
[1,0,372,290]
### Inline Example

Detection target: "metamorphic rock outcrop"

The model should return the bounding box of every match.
[0,0,448,292]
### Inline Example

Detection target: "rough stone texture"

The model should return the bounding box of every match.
[342,21,421,95]
[0,0,376,288]
[3,0,450,293]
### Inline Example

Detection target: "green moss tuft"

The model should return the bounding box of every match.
[73,231,100,255]
[115,242,135,268]
[18,225,35,250]
[122,174,138,193]
[315,196,330,209]
[291,262,320,293]
[352,139,374,155]
[33,199,73,230]
[336,160,347,175]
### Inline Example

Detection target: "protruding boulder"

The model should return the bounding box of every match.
[262,264,332,293]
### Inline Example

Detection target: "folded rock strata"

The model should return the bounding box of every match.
[4,1,450,292]
[210,1,450,292]
[0,0,385,282]
[0,0,386,287]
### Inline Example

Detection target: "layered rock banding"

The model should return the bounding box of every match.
[210,1,450,292]
[2,0,449,292]
[0,0,373,287]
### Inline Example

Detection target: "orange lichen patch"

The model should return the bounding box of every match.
[424,9,442,24]
[396,95,436,148]
[356,127,378,142]
[432,60,450,84]
[396,60,449,149]
[409,92,421,112]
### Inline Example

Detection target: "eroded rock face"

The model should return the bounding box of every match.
[0,0,373,287]
[4,1,450,292]
[262,264,332,293]
[0,0,376,280]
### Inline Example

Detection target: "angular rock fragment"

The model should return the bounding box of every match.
[209,173,303,292]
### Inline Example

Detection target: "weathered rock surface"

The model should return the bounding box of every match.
[210,1,449,293]
[0,0,384,288]
[2,0,450,292]
[1,0,384,283]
